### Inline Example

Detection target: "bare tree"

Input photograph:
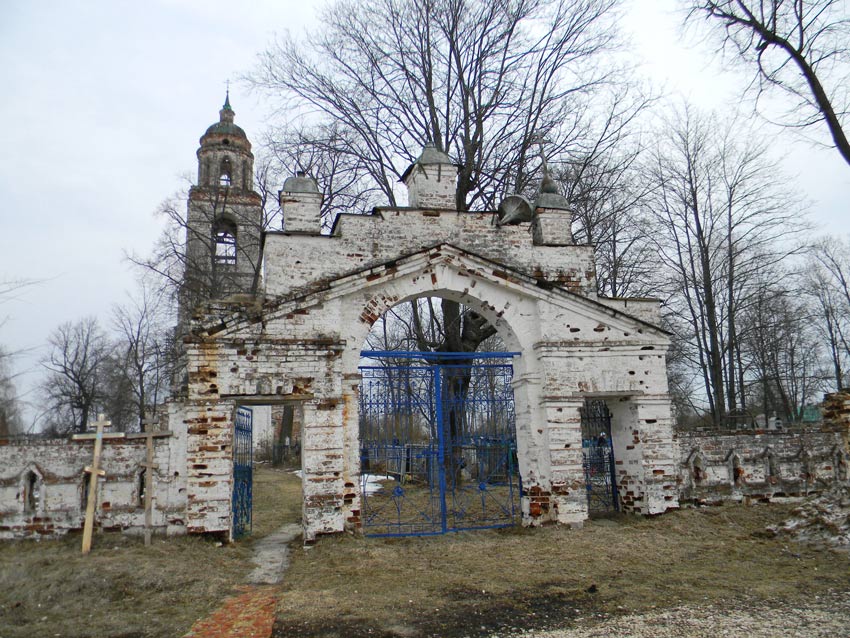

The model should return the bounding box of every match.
[249,0,644,211]
[687,0,850,165]
[248,0,653,376]
[565,145,657,298]
[803,236,850,390]
[111,281,175,430]
[739,276,823,421]
[0,278,38,435]
[263,123,386,231]
[129,192,190,306]
[129,162,277,313]
[0,348,23,436]
[646,107,806,426]
[41,317,112,434]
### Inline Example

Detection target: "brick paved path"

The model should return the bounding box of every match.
[185,585,278,638]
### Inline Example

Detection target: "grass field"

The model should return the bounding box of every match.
[0,466,302,638]
[1,468,848,638]
[274,501,850,637]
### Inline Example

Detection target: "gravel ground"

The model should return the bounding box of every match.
[507,592,850,638]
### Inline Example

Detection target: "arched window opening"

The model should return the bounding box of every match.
[23,471,40,513]
[138,469,146,508]
[81,474,91,511]
[219,157,232,187]
[732,456,744,486]
[214,219,237,266]
[692,458,704,483]
[763,448,780,484]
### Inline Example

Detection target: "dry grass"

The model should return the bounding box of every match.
[251,465,303,538]
[0,532,251,638]
[275,503,850,637]
[3,469,848,638]
[0,466,301,638]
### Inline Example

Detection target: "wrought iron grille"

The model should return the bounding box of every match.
[232,406,253,539]
[580,399,619,513]
[359,351,521,537]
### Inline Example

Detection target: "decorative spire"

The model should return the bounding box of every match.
[219,83,235,124]
[223,80,232,111]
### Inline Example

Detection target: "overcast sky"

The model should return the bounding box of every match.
[1,0,848,428]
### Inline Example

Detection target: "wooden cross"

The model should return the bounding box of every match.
[80,414,110,554]
[126,420,172,547]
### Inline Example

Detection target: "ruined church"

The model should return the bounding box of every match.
[2,98,846,543]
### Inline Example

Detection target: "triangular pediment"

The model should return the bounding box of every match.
[195,243,666,340]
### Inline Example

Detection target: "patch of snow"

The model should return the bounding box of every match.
[291,470,392,495]
[362,473,394,496]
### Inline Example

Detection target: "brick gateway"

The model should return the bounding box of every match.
[14,99,843,543]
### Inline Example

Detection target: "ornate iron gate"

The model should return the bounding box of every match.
[359,351,521,537]
[232,406,253,539]
[580,399,619,513]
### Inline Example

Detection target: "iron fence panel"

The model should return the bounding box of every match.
[232,406,253,539]
[359,353,520,536]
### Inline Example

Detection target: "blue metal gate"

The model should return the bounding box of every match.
[359,351,521,537]
[580,399,619,513]
[232,406,253,539]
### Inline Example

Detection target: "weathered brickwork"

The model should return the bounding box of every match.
[264,212,600,300]
[402,143,459,209]
[182,97,263,314]
[677,423,848,504]
[0,408,187,539]
[183,234,679,540]
[822,390,850,452]
[164,130,684,541]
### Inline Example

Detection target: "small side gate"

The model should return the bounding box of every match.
[580,399,619,513]
[359,351,521,537]
[232,406,253,539]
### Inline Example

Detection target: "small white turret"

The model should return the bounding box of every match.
[402,143,458,209]
[280,171,323,234]
[531,173,574,246]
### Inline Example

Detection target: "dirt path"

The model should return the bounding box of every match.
[249,523,302,584]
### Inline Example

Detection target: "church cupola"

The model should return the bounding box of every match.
[196,91,255,192]
[402,142,458,209]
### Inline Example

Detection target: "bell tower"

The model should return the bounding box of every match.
[182,93,263,314]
